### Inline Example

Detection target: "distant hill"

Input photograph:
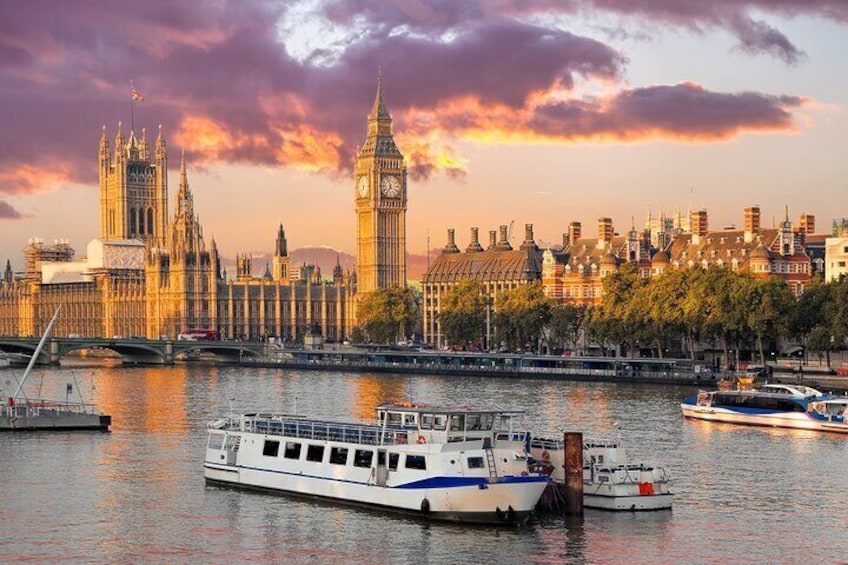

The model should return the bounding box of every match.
[220,248,430,282]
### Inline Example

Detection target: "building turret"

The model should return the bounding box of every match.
[3,259,13,284]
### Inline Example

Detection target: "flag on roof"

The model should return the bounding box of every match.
[131,87,144,102]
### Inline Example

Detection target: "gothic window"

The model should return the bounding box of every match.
[138,209,145,235]
[129,208,136,234]
[147,208,154,235]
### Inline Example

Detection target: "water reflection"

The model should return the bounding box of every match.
[1,364,847,564]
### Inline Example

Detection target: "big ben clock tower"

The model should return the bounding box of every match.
[355,74,407,294]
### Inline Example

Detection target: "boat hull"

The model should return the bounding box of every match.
[203,461,546,524]
[584,491,674,511]
[681,404,848,434]
[1,409,110,431]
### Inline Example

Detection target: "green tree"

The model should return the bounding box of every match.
[746,276,795,364]
[439,280,487,348]
[549,303,588,354]
[494,282,552,353]
[356,286,419,344]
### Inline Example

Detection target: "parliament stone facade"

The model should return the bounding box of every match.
[0,78,407,341]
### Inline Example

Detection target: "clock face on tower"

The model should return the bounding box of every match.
[380,175,401,198]
[357,175,369,198]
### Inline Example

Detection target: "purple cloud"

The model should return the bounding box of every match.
[0,201,25,219]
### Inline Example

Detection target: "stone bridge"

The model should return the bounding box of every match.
[0,337,267,366]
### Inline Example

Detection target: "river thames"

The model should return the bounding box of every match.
[1,363,846,564]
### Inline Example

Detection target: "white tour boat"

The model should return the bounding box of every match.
[1,307,111,432]
[527,435,674,511]
[203,403,549,524]
[681,383,848,433]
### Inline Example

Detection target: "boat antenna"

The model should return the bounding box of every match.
[12,306,61,400]
[70,369,87,411]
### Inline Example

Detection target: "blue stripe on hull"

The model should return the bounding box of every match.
[212,463,547,489]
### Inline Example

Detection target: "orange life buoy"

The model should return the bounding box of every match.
[540,450,550,461]
[417,434,427,444]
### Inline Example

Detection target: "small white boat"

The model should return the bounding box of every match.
[203,403,548,524]
[528,436,673,511]
[681,383,848,434]
[1,307,111,432]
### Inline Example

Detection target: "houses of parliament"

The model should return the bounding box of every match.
[0,78,408,340]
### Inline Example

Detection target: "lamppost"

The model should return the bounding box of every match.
[484,295,493,352]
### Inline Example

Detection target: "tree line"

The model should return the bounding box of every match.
[354,269,848,367]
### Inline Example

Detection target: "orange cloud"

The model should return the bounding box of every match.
[273,124,345,173]
[0,164,74,195]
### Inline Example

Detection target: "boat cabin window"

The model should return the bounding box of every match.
[467,456,484,469]
[329,447,349,465]
[208,433,225,450]
[386,412,402,425]
[354,449,373,468]
[496,415,514,431]
[465,414,494,431]
[405,454,427,471]
[377,451,386,466]
[421,413,447,430]
[306,444,325,463]
[284,442,301,460]
[404,414,416,426]
[449,414,465,431]
[262,440,280,457]
[388,453,399,471]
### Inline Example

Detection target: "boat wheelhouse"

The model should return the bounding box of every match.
[203,403,548,524]
[681,383,848,434]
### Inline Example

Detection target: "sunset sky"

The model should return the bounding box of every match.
[1,1,847,274]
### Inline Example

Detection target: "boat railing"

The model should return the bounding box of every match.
[1,400,98,418]
[239,414,410,446]
[529,434,620,451]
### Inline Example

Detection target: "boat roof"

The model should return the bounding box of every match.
[757,384,824,398]
[377,403,525,416]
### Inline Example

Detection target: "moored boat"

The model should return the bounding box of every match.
[203,403,548,524]
[527,435,674,511]
[681,383,848,434]
[1,307,111,432]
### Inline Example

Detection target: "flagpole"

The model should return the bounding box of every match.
[130,80,135,132]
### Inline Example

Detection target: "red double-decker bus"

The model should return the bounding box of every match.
[178,328,219,341]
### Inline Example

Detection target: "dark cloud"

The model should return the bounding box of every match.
[528,83,803,140]
[0,0,827,195]
[320,0,848,65]
[0,201,25,219]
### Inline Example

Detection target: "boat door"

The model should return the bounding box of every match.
[375,449,388,486]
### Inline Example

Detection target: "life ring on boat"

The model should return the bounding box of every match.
[417,435,427,444]
[396,433,407,444]
[540,450,551,461]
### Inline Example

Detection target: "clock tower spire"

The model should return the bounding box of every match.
[355,72,407,294]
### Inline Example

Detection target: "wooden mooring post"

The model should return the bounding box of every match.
[563,431,584,515]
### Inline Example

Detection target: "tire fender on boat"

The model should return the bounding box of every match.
[421,498,430,513]
[540,450,550,461]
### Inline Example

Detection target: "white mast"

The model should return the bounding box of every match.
[12,306,61,400]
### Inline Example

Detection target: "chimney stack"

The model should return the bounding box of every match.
[690,209,708,237]
[744,205,760,243]
[488,230,497,251]
[497,225,512,251]
[466,227,483,253]
[520,223,537,251]
[444,228,460,253]
[598,218,613,243]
